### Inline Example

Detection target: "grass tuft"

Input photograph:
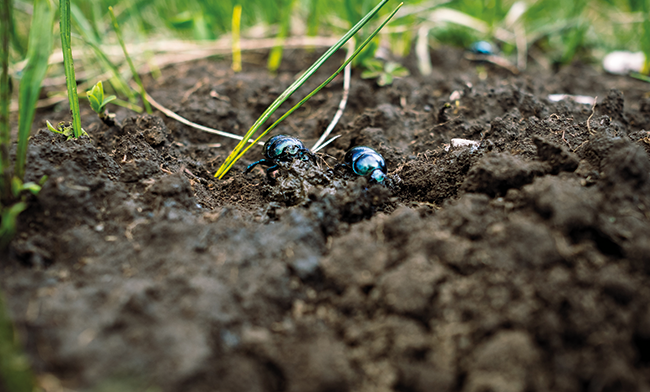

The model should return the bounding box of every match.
[0,0,48,383]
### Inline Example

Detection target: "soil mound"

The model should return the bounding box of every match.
[2,47,650,391]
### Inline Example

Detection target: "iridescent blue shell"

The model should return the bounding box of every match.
[264,135,306,161]
[344,146,387,183]
[469,41,495,55]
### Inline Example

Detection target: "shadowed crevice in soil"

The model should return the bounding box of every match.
[2,46,650,391]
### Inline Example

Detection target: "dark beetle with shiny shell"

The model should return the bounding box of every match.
[245,134,388,185]
[245,135,315,178]
[342,146,387,184]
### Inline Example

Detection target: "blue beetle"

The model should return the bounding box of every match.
[342,146,387,183]
[245,135,315,178]
[469,41,495,55]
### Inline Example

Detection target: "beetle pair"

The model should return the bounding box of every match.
[245,134,387,184]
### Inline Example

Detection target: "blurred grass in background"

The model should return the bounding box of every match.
[6,0,650,78]
[1,0,649,154]
[2,0,650,137]
[2,0,648,161]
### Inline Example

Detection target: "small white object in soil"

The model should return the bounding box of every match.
[446,138,480,152]
[449,90,463,101]
[603,51,645,75]
[547,94,595,105]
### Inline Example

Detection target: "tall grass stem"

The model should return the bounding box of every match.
[60,0,83,138]
[1,0,11,197]
[232,5,242,72]
[268,0,295,72]
[70,33,135,102]
[641,1,650,74]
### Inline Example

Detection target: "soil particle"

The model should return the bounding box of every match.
[601,140,650,193]
[3,47,650,392]
[396,149,476,204]
[524,175,600,233]
[145,172,197,210]
[243,324,355,392]
[597,89,628,127]
[462,152,549,197]
[378,252,446,315]
[533,136,579,174]
[462,331,544,392]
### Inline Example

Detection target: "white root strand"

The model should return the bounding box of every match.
[311,41,353,152]
[146,93,263,145]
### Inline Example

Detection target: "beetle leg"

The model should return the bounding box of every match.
[299,149,317,164]
[245,159,272,174]
[333,162,349,173]
[265,164,280,180]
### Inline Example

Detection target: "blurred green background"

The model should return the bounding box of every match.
[6,0,650,72]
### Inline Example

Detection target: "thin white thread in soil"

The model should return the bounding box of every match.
[146,93,263,145]
[311,41,353,152]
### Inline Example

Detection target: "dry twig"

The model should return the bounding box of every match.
[587,96,598,135]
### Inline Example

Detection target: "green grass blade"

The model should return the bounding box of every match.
[630,72,650,83]
[218,2,404,178]
[60,0,83,138]
[344,0,361,27]
[111,98,143,113]
[641,1,650,74]
[16,0,55,180]
[0,278,37,391]
[70,32,136,102]
[215,0,394,179]
[232,5,242,73]
[70,3,95,42]
[89,0,104,43]
[109,6,152,114]
[268,0,295,72]
[7,0,23,58]
[1,0,11,198]
[306,0,321,39]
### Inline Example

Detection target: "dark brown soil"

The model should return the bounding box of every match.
[3,46,650,392]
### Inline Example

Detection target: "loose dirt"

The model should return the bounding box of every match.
[2,46,650,392]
